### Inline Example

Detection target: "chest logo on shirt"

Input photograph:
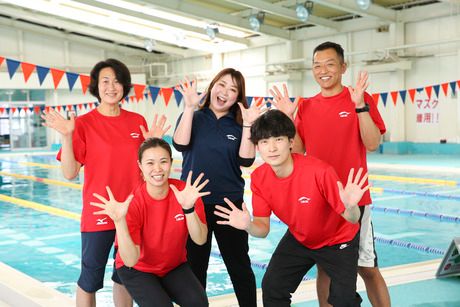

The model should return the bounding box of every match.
[174,213,185,221]
[338,111,351,118]
[298,196,311,204]
[130,132,140,138]
[96,217,108,225]
[226,134,238,141]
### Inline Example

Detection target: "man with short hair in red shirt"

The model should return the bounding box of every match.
[270,41,390,307]
[214,109,369,307]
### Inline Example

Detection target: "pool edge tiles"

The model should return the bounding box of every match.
[0,261,73,307]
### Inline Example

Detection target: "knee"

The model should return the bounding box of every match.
[183,291,208,307]
[358,266,381,280]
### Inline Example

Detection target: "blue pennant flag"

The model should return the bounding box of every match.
[149,86,160,105]
[66,72,79,91]
[247,96,254,106]
[6,59,20,79]
[433,85,440,98]
[36,66,50,85]
[174,89,183,107]
[449,81,457,95]
[380,92,388,107]
[399,90,407,104]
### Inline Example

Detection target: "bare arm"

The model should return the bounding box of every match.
[214,198,271,238]
[238,102,266,159]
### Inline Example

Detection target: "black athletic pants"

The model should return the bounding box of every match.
[117,263,208,307]
[186,199,257,307]
[262,230,362,307]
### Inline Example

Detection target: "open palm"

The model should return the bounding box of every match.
[348,71,369,107]
[90,186,133,223]
[41,109,75,136]
[338,168,369,208]
[269,84,300,119]
[140,113,171,139]
[214,198,251,231]
[170,171,210,210]
[175,77,206,109]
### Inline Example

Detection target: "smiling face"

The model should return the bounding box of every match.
[98,67,124,105]
[209,74,239,118]
[138,146,172,189]
[312,48,347,96]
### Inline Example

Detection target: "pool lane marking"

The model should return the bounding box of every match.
[0,194,81,221]
[0,171,82,189]
[19,161,61,169]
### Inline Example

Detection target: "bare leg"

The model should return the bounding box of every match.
[113,282,133,307]
[358,266,391,307]
[76,285,96,307]
[316,265,333,307]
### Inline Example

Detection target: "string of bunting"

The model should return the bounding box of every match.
[1,56,459,114]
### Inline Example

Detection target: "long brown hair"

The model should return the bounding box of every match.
[200,68,248,125]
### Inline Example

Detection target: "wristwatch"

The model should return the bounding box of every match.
[355,103,370,113]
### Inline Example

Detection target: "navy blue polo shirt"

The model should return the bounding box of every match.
[173,108,254,204]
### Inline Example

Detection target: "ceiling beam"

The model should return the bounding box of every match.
[0,4,192,57]
[72,0,250,46]
[310,0,396,22]
[136,0,291,40]
[225,0,339,29]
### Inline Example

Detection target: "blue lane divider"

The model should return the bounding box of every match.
[371,205,460,223]
[382,188,460,201]
[374,237,445,256]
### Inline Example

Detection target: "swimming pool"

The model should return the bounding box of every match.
[0,152,459,305]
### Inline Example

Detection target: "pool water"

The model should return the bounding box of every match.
[1,152,459,305]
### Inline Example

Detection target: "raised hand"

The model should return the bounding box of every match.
[348,71,369,108]
[214,198,251,231]
[175,77,206,110]
[337,168,370,208]
[170,171,210,210]
[140,113,171,139]
[238,101,266,126]
[268,84,301,119]
[90,186,134,223]
[41,109,75,136]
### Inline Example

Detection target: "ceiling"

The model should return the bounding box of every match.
[0,0,455,61]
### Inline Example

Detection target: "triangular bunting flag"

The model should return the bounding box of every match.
[433,85,440,98]
[21,62,36,83]
[129,96,135,102]
[441,83,449,96]
[457,80,460,89]
[36,66,50,86]
[80,75,90,95]
[149,86,160,104]
[247,96,254,106]
[0,107,5,114]
[160,88,174,106]
[88,102,94,109]
[66,72,79,92]
[50,68,65,89]
[449,81,457,95]
[416,87,424,92]
[45,106,50,113]
[124,96,129,103]
[425,86,433,99]
[399,90,407,104]
[144,93,149,100]
[254,97,265,107]
[173,89,183,107]
[380,93,388,107]
[56,105,62,112]
[78,104,83,110]
[11,107,17,114]
[390,91,398,106]
[265,96,272,108]
[0,57,4,67]
[371,93,379,105]
[33,106,40,114]
[408,89,416,103]
[6,59,20,79]
[133,84,146,102]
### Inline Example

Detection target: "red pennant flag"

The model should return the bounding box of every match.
[457,80,460,88]
[45,106,50,113]
[161,88,174,106]
[371,93,379,105]
[0,57,4,67]
[425,86,432,99]
[254,97,265,107]
[78,104,83,110]
[133,84,146,102]
[22,107,29,113]
[11,107,17,114]
[80,75,90,95]
[88,102,94,109]
[408,89,416,103]
[50,68,65,89]
[0,107,4,114]
[129,96,135,102]
[390,91,398,106]
[33,106,40,114]
[441,83,449,96]
[56,105,62,112]
[21,62,36,83]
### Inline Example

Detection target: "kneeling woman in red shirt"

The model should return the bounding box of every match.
[91,138,209,307]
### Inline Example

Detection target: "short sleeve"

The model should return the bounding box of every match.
[56,117,87,165]
[250,172,272,217]
[364,92,386,135]
[125,197,143,245]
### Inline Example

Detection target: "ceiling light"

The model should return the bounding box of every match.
[249,12,265,32]
[356,0,372,10]
[296,2,313,22]
[144,38,155,52]
[205,23,219,40]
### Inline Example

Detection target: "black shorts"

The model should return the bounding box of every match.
[78,230,121,293]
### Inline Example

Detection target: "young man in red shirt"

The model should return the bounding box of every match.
[270,41,390,307]
[214,109,369,306]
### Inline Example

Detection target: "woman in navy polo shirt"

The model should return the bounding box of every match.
[173,68,263,307]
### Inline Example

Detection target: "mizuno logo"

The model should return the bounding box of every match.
[339,244,348,250]
[174,214,185,221]
[130,133,140,138]
[96,217,108,225]
[338,111,351,118]
[298,196,311,204]
[226,134,237,141]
